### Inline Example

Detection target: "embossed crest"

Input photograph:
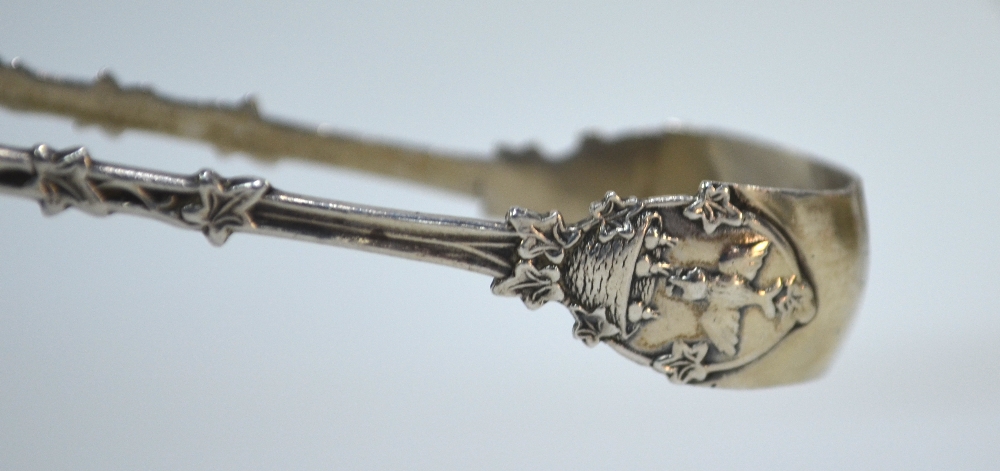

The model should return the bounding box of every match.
[492,184,818,385]
[0,143,833,387]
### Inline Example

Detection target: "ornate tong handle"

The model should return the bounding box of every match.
[0,144,518,277]
[0,143,819,387]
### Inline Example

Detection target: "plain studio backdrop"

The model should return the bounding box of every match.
[1,2,998,470]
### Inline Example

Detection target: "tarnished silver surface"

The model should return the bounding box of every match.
[0,131,867,388]
[493,186,817,385]
[0,144,517,277]
[0,55,867,389]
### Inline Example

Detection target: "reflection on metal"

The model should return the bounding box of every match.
[494,185,816,385]
[0,60,868,388]
[0,144,517,276]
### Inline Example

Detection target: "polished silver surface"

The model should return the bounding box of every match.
[0,144,517,277]
[0,132,866,388]
[493,185,818,385]
[4,3,999,468]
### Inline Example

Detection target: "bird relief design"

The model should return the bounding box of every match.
[492,183,817,385]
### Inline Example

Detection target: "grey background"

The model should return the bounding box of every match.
[1,1,998,469]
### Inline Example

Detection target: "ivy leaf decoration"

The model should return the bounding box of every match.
[508,207,581,264]
[653,341,710,384]
[569,306,620,347]
[181,170,270,246]
[32,146,104,216]
[491,261,565,310]
[588,191,643,242]
[683,183,743,234]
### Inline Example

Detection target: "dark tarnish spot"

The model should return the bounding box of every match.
[0,170,33,187]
